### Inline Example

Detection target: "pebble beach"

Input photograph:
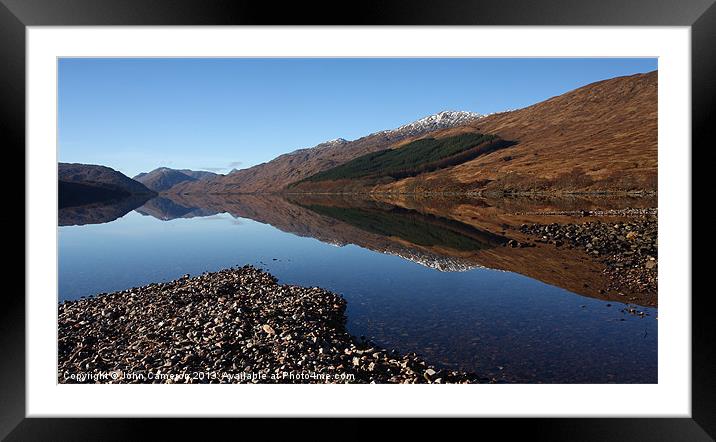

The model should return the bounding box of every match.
[58,266,492,384]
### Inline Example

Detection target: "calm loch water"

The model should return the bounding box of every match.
[58,195,657,383]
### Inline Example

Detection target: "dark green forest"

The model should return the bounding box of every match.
[299,132,511,183]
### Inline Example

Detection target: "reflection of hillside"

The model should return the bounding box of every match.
[135,196,219,221]
[156,193,655,306]
[366,193,658,306]
[298,204,506,252]
[59,194,153,226]
[165,193,488,272]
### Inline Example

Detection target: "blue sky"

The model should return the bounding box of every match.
[58,58,657,177]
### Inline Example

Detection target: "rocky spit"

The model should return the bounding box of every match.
[519,219,657,300]
[58,266,491,384]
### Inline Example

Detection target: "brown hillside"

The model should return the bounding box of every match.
[170,113,481,194]
[377,71,657,194]
[170,71,657,195]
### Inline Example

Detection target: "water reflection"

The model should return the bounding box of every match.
[59,194,153,226]
[101,193,653,305]
[58,193,658,383]
[135,196,219,221]
[60,192,659,304]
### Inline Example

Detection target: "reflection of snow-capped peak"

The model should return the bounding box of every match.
[307,231,485,272]
[324,239,348,248]
[380,245,488,272]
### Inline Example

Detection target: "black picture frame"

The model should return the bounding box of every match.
[3,0,711,438]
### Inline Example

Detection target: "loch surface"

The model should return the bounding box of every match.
[58,195,658,383]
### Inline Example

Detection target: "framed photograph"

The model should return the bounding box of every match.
[6,0,710,438]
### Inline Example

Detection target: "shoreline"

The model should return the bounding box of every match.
[517,215,658,305]
[58,266,493,384]
[166,190,658,197]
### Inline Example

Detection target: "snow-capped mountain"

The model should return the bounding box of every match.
[170,110,493,193]
[373,110,485,139]
[322,137,349,146]
[284,111,483,158]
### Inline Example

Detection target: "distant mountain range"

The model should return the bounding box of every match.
[169,110,488,194]
[59,71,657,199]
[58,164,214,209]
[58,163,156,208]
[133,167,218,192]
